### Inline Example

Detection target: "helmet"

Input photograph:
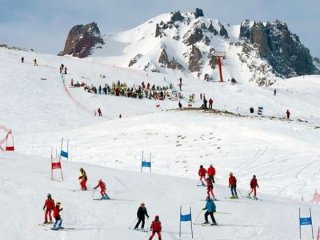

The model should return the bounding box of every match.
[200,165,203,168]
[155,215,159,219]
[210,164,213,167]
[253,175,256,178]
[47,193,51,198]
[229,172,233,175]
[80,168,83,171]
[56,202,61,205]
[141,202,145,206]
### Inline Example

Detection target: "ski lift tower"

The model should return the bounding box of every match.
[214,52,226,82]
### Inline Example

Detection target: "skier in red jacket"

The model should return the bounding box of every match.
[248,175,259,199]
[206,177,215,199]
[149,215,162,240]
[43,193,55,224]
[198,165,207,186]
[207,164,216,184]
[228,172,238,199]
[52,202,63,230]
[94,179,109,199]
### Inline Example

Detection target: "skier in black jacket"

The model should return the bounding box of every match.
[134,203,149,230]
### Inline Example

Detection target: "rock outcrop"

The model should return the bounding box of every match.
[58,22,104,58]
[188,45,202,72]
[240,20,319,77]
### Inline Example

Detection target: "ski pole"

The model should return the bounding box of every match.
[92,189,95,198]
[195,209,204,222]
[215,211,231,215]
[237,188,244,197]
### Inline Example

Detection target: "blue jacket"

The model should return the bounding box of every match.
[204,199,216,212]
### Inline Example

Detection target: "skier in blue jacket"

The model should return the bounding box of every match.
[203,196,217,225]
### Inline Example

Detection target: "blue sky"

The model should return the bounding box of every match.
[1,0,319,57]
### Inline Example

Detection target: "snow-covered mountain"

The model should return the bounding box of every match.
[0,25,320,240]
[60,9,319,86]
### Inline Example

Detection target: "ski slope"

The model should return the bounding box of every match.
[0,46,320,240]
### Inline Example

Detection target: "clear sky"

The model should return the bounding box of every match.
[1,0,319,57]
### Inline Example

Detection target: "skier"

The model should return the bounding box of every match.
[94,179,109,199]
[249,107,254,114]
[21,57,24,63]
[59,64,64,73]
[148,215,162,240]
[274,89,277,96]
[286,109,290,119]
[208,98,213,109]
[203,97,207,109]
[97,108,102,116]
[248,175,259,199]
[42,193,55,224]
[134,203,149,230]
[206,177,215,199]
[178,101,182,109]
[52,202,63,230]
[79,168,87,191]
[64,66,67,74]
[33,59,38,66]
[207,164,216,184]
[198,165,207,186]
[228,172,238,199]
[202,196,217,225]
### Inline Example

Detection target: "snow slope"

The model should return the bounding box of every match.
[0,46,320,239]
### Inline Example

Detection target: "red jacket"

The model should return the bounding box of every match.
[229,176,237,186]
[43,199,55,210]
[250,178,258,188]
[198,167,207,177]
[94,181,106,190]
[150,220,162,232]
[53,205,62,218]
[207,166,215,177]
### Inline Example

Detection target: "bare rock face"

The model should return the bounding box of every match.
[167,58,184,70]
[183,28,204,46]
[158,49,169,65]
[240,20,319,77]
[208,23,218,35]
[219,25,229,38]
[58,22,104,58]
[194,8,204,19]
[188,45,202,72]
[128,54,143,67]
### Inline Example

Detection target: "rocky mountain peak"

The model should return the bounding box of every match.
[58,22,104,58]
[239,19,319,78]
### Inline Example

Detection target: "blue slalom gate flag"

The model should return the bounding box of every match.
[180,213,192,222]
[300,217,312,225]
[60,150,68,158]
[141,161,151,168]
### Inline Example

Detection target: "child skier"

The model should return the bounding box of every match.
[248,175,259,199]
[203,196,217,225]
[148,215,162,240]
[134,202,149,230]
[198,165,207,186]
[229,172,238,199]
[42,193,55,224]
[52,202,63,230]
[79,168,87,191]
[94,179,109,199]
[206,177,215,199]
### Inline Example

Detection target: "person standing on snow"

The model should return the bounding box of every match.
[134,203,149,230]
[203,197,217,225]
[198,165,207,186]
[228,172,238,199]
[148,215,162,240]
[248,175,259,199]
[207,164,216,184]
[52,202,63,230]
[79,168,87,191]
[208,98,213,109]
[286,109,290,119]
[43,193,55,224]
[94,179,109,199]
[206,177,215,199]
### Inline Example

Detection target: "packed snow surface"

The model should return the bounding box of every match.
[0,44,320,240]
